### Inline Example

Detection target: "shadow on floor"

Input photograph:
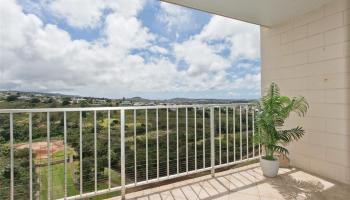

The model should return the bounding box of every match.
[108,164,350,200]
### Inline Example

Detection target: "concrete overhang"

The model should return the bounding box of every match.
[161,0,334,26]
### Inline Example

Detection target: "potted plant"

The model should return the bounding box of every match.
[254,82,309,177]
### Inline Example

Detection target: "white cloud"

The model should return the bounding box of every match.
[149,46,168,54]
[158,2,194,32]
[0,0,261,98]
[48,0,145,29]
[174,39,230,76]
[227,73,261,98]
[231,73,261,90]
[0,0,176,95]
[236,63,254,69]
[49,0,105,28]
[197,16,260,60]
[172,15,260,91]
[104,13,155,51]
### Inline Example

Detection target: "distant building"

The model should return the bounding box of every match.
[120,100,132,106]
[147,102,156,106]
[72,97,87,104]
[133,102,145,106]
[18,95,31,101]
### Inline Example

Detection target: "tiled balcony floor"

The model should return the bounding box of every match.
[108,163,350,200]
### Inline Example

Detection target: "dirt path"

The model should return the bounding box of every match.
[15,140,64,159]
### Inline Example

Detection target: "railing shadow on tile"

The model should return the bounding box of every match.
[114,165,298,200]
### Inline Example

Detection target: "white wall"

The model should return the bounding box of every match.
[261,0,350,184]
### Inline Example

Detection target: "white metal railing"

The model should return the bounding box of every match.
[0,104,260,200]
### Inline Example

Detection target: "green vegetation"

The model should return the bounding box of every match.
[6,95,18,102]
[254,82,309,161]
[0,96,256,199]
[38,162,78,200]
[0,146,37,200]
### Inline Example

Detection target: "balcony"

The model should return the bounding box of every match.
[1,104,262,200]
[2,104,349,200]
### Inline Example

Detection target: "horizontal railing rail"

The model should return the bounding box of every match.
[0,103,252,113]
[0,104,260,200]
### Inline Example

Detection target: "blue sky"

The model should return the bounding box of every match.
[0,0,261,99]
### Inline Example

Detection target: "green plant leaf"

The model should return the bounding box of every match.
[254,82,309,157]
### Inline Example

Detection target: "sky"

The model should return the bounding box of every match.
[0,0,261,100]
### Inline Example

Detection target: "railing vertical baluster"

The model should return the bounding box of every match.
[233,106,236,162]
[166,108,169,177]
[219,107,221,165]
[156,108,159,180]
[240,106,242,160]
[246,106,249,159]
[10,113,14,200]
[79,111,83,196]
[259,126,261,156]
[185,107,188,173]
[252,107,255,157]
[176,108,179,174]
[120,109,126,199]
[108,110,111,190]
[202,107,205,169]
[226,107,229,163]
[134,109,137,185]
[145,109,148,182]
[29,113,33,200]
[47,112,51,200]
[64,111,67,199]
[194,107,197,171]
[94,110,97,192]
[210,107,215,177]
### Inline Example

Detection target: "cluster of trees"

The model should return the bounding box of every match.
[0,144,37,199]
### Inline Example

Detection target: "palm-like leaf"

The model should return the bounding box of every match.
[255,82,309,160]
[278,127,305,143]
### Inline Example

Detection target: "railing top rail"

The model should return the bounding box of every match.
[0,103,256,113]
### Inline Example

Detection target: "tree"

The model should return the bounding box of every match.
[6,95,18,102]
[254,82,309,160]
[0,147,37,199]
[79,100,88,107]
[62,97,71,106]
[46,98,54,103]
[30,98,40,104]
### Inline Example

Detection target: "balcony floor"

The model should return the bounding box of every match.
[108,163,350,200]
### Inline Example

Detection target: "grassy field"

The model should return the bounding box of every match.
[38,162,78,200]
[38,162,123,200]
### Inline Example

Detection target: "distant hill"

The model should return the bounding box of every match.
[127,97,151,102]
[0,90,257,104]
[0,90,74,97]
[166,98,254,104]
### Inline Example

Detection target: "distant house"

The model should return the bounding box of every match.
[72,97,87,104]
[133,102,145,106]
[146,102,156,106]
[18,95,31,101]
[120,100,132,106]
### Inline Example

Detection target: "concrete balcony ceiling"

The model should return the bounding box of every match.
[161,0,334,26]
